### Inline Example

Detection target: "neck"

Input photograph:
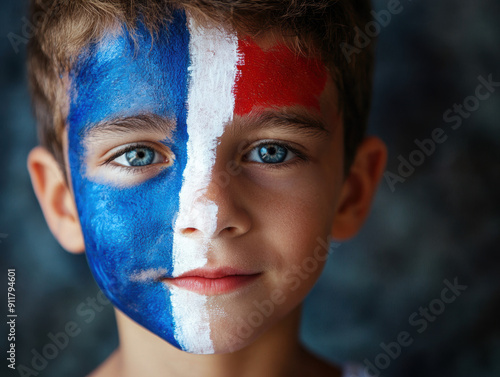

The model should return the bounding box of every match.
[115,306,306,377]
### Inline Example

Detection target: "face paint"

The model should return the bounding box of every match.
[234,39,327,115]
[69,11,195,352]
[170,15,240,354]
[68,10,328,354]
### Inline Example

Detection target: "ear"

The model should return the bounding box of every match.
[27,146,85,254]
[332,136,387,241]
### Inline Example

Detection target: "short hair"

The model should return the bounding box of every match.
[27,0,375,173]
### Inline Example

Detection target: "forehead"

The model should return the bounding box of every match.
[68,11,329,132]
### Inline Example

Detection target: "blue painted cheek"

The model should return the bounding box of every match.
[67,12,190,348]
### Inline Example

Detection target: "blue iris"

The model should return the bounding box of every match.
[125,147,155,166]
[259,144,287,163]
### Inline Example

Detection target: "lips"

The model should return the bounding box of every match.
[161,268,261,295]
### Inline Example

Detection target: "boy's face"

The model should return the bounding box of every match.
[67,10,344,353]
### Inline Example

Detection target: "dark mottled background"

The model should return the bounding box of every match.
[1,0,499,376]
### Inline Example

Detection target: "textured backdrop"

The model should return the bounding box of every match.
[1,1,499,376]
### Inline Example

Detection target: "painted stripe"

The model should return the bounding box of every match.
[234,38,327,115]
[171,14,240,354]
[68,13,192,350]
[170,287,212,354]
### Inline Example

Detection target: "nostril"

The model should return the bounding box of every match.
[221,226,237,235]
[181,227,198,236]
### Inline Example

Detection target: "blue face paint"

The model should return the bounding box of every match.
[68,11,190,349]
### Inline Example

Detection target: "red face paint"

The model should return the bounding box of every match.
[234,38,328,116]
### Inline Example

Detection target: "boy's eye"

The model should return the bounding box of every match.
[112,146,166,167]
[246,143,296,164]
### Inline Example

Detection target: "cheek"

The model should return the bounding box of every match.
[244,158,343,290]
[81,176,179,272]
[73,167,183,294]
[273,195,332,270]
[248,167,339,252]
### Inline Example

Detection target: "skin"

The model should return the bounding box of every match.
[27,12,387,377]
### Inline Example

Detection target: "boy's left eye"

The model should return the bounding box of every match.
[112,146,166,167]
[246,143,296,164]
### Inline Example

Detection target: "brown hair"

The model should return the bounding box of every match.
[27,0,375,173]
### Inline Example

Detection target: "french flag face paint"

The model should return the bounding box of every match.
[67,10,328,354]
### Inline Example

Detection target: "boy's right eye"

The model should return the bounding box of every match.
[102,143,172,171]
[113,146,166,167]
[85,142,174,186]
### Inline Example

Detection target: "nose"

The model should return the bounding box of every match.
[174,170,251,240]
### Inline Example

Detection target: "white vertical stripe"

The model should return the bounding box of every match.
[170,15,240,354]
[170,287,212,354]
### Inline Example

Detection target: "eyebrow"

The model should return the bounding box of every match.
[233,109,332,140]
[82,109,330,144]
[83,113,176,142]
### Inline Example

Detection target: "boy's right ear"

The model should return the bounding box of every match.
[27,146,85,254]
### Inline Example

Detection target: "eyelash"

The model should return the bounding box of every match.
[243,140,308,169]
[100,140,307,176]
[101,143,168,174]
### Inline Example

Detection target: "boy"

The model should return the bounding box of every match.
[27,0,387,376]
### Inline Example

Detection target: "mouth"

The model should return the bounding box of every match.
[161,268,261,295]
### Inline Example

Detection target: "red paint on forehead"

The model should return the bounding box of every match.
[233,38,328,116]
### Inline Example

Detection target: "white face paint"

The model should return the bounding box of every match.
[170,15,240,354]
